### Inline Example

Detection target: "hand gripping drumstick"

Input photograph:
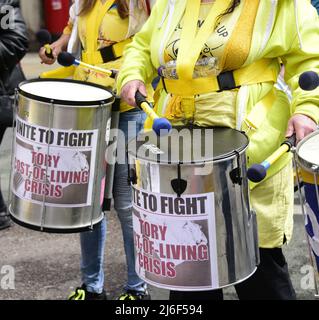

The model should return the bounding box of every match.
[36,29,54,59]
[247,135,296,183]
[57,52,118,79]
[135,91,172,136]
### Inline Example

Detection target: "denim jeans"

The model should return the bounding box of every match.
[80,110,146,294]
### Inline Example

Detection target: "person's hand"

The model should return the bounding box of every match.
[285,114,318,144]
[38,42,64,65]
[120,80,147,107]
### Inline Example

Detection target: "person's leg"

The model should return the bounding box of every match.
[0,125,6,144]
[0,126,10,230]
[235,162,296,300]
[79,218,107,294]
[113,175,144,290]
[0,125,7,211]
[0,183,9,230]
[170,289,224,300]
[234,247,296,300]
[0,182,6,212]
[113,110,147,294]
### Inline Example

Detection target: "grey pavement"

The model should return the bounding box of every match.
[0,54,317,300]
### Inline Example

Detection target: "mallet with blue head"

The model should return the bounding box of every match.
[247,135,296,183]
[135,91,172,136]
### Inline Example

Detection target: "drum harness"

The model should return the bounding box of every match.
[154,0,279,196]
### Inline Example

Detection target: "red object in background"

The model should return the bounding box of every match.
[44,0,70,35]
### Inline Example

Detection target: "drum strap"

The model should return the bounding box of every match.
[161,58,278,96]
[162,0,278,96]
[176,0,232,81]
[82,38,133,65]
[159,0,231,120]
[81,0,124,65]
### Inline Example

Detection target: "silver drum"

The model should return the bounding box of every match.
[295,130,319,292]
[127,127,259,291]
[9,79,114,233]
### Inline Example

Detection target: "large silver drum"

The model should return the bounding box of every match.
[9,79,114,233]
[127,127,259,291]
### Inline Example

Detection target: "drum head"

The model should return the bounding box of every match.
[297,130,319,171]
[18,79,114,106]
[128,127,249,164]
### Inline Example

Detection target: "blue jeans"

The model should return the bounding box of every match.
[80,110,146,294]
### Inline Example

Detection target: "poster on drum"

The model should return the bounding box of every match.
[132,186,219,291]
[11,116,98,207]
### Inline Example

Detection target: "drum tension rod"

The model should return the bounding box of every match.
[171,164,187,197]
[229,151,242,185]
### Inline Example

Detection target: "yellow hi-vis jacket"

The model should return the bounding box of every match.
[41,0,155,111]
[117,0,319,247]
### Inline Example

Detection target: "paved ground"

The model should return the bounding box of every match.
[0,54,317,300]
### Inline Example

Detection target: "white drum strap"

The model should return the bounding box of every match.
[67,0,81,58]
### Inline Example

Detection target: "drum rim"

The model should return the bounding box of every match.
[18,78,115,106]
[296,130,319,173]
[128,127,249,164]
[9,212,104,234]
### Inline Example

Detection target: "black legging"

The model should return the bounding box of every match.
[0,126,7,211]
[170,248,296,300]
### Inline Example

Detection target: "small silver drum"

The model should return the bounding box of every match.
[9,79,114,233]
[127,127,259,291]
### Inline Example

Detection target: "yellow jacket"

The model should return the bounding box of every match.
[118,0,319,181]
[118,0,319,248]
[41,0,154,112]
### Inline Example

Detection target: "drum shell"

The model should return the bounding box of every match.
[296,130,319,176]
[295,130,319,276]
[128,148,259,290]
[9,86,113,233]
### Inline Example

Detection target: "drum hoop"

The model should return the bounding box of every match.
[128,128,249,165]
[9,210,104,234]
[296,130,319,173]
[18,78,115,107]
[129,146,249,165]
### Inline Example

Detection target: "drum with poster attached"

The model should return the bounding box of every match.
[296,130,319,276]
[127,126,259,291]
[9,79,114,233]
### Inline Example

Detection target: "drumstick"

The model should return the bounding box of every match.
[247,135,296,183]
[57,52,118,79]
[135,91,172,136]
